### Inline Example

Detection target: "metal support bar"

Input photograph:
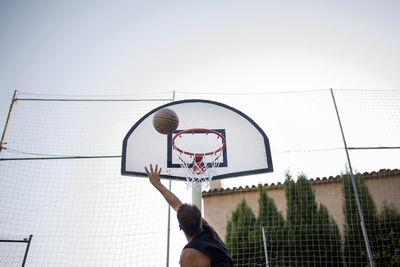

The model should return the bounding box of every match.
[15,98,173,102]
[166,179,172,267]
[0,155,121,161]
[0,240,28,243]
[261,227,270,267]
[330,89,374,267]
[166,90,175,267]
[349,146,400,150]
[1,90,18,152]
[21,235,33,267]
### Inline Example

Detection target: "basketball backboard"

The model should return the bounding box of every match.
[121,99,273,181]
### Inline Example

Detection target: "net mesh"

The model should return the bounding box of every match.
[0,92,191,266]
[0,239,29,267]
[172,129,225,188]
[0,89,399,266]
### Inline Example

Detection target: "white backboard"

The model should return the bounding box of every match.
[121,99,273,180]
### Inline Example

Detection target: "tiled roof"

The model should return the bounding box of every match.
[202,169,400,197]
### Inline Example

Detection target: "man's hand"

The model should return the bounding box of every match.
[144,163,182,211]
[145,164,162,187]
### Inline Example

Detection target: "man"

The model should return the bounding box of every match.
[145,164,234,267]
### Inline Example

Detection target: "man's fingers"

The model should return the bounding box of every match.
[145,164,161,176]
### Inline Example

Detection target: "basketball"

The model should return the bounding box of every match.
[153,108,179,134]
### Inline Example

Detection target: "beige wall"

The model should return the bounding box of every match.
[203,170,400,240]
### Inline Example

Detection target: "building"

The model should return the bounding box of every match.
[203,169,400,239]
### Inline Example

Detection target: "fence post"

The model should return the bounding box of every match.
[21,235,33,267]
[330,88,374,267]
[0,90,18,152]
[261,227,270,267]
[166,90,176,267]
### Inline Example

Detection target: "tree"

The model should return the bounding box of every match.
[373,203,400,266]
[342,173,378,266]
[225,173,343,266]
[256,184,287,266]
[225,198,258,266]
[285,174,343,266]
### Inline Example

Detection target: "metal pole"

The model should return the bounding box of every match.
[261,227,270,267]
[166,180,171,267]
[0,90,18,152]
[192,183,202,211]
[166,90,176,267]
[22,235,33,267]
[186,86,201,210]
[330,89,374,267]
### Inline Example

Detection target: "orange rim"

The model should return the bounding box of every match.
[171,128,226,157]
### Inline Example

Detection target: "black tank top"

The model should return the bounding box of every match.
[183,224,234,267]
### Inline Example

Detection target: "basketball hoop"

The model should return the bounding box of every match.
[171,128,226,188]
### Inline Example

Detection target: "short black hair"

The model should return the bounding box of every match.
[177,204,202,236]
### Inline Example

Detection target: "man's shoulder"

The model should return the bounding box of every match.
[180,248,211,267]
[181,248,210,260]
[202,222,214,232]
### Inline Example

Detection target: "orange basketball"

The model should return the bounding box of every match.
[153,108,179,134]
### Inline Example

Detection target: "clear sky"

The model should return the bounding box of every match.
[1,0,400,129]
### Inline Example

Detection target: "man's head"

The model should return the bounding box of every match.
[177,204,202,237]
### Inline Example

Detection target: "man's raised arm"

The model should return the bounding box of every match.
[145,164,182,211]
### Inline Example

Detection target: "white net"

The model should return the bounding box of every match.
[172,129,225,188]
[0,89,399,266]
[0,237,30,267]
[0,92,191,266]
